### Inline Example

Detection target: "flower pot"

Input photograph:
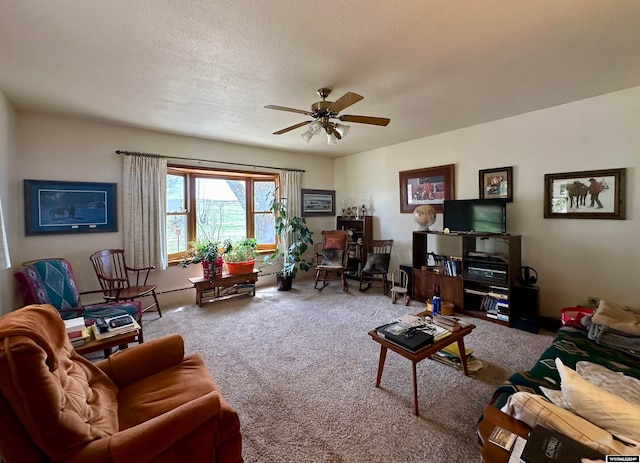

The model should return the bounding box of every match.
[276,275,293,291]
[225,260,255,275]
[202,258,224,280]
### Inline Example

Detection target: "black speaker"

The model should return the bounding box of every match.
[517,266,538,286]
[510,285,539,333]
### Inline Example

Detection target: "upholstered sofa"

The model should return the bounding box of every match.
[0,304,242,463]
[479,300,640,456]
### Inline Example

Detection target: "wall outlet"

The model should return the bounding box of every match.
[587,297,600,309]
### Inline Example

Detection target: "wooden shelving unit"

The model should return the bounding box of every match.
[337,216,373,278]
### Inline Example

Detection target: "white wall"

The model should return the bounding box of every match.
[0,91,17,314]
[10,113,335,310]
[335,86,639,317]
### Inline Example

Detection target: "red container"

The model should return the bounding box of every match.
[560,306,594,328]
[225,260,255,275]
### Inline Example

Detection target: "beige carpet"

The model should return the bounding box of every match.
[141,279,554,463]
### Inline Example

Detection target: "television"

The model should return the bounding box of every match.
[443,199,507,233]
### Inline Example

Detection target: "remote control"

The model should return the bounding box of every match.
[109,315,133,329]
[95,317,109,333]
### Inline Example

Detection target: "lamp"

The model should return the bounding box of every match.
[0,197,11,269]
[301,121,322,143]
[301,121,350,145]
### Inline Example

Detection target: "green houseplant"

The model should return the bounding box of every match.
[263,190,314,291]
[178,238,232,280]
[224,238,258,275]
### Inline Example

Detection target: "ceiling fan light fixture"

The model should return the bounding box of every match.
[309,121,322,134]
[335,123,350,138]
[301,129,314,143]
[327,131,339,145]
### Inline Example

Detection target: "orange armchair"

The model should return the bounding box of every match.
[0,304,242,463]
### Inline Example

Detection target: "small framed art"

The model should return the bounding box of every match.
[479,166,513,202]
[399,164,455,213]
[301,189,335,217]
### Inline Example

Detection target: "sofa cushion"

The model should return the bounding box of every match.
[320,249,344,267]
[556,358,640,445]
[502,392,638,455]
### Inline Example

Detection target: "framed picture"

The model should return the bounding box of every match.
[399,164,455,213]
[479,166,513,202]
[301,189,335,217]
[543,168,626,219]
[24,179,118,235]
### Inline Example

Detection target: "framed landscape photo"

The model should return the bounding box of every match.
[399,164,455,213]
[24,179,118,235]
[543,168,626,219]
[301,189,335,217]
[479,166,513,202]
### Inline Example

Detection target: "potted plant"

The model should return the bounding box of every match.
[224,238,258,275]
[178,238,232,280]
[262,190,314,291]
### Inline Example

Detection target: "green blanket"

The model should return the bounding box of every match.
[490,326,640,410]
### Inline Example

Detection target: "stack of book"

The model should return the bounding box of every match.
[64,317,90,347]
[91,316,140,341]
[433,315,461,331]
[481,286,509,321]
[431,343,484,372]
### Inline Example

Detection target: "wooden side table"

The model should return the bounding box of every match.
[74,329,140,357]
[189,270,259,306]
[477,405,530,463]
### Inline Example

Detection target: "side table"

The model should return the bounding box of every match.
[477,405,530,463]
[189,270,259,306]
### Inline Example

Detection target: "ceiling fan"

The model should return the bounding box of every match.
[265,88,390,144]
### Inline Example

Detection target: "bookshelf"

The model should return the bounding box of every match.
[412,231,522,326]
[336,215,373,278]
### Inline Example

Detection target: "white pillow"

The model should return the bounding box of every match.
[556,358,640,445]
[501,391,637,455]
[576,361,640,406]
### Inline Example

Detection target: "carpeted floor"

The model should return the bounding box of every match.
[140,279,554,463]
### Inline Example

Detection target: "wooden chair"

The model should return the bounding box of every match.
[314,230,349,292]
[390,268,410,305]
[90,249,162,317]
[359,239,394,294]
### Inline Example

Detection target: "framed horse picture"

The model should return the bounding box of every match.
[543,168,626,219]
[24,179,118,235]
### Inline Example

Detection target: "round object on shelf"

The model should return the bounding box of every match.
[413,205,436,231]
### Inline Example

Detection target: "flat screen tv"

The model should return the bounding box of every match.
[443,199,507,233]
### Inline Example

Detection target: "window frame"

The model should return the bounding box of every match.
[167,165,278,264]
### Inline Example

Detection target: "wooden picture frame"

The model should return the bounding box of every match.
[479,166,513,202]
[301,189,335,217]
[24,179,118,235]
[543,168,626,219]
[399,164,455,213]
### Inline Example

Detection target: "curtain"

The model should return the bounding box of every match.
[279,170,301,260]
[123,154,167,269]
[0,196,10,269]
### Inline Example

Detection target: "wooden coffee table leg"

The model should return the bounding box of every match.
[457,337,470,376]
[412,360,419,415]
[375,346,387,387]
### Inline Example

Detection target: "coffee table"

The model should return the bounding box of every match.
[368,321,476,415]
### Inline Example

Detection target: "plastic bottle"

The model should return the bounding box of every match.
[432,284,441,317]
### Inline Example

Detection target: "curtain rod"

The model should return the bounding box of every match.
[115,150,305,172]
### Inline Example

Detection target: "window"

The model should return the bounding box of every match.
[166,166,277,262]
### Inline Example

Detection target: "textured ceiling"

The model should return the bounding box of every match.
[1,1,639,157]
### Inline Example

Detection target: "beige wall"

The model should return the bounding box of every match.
[0,91,17,313]
[335,86,639,317]
[7,113,335,312]
[3,86,639,316]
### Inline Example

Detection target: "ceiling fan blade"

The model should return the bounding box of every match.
[327,92,363,113]
[265,105,313,116]
[273,120,312,135]
[339,115,390,126]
